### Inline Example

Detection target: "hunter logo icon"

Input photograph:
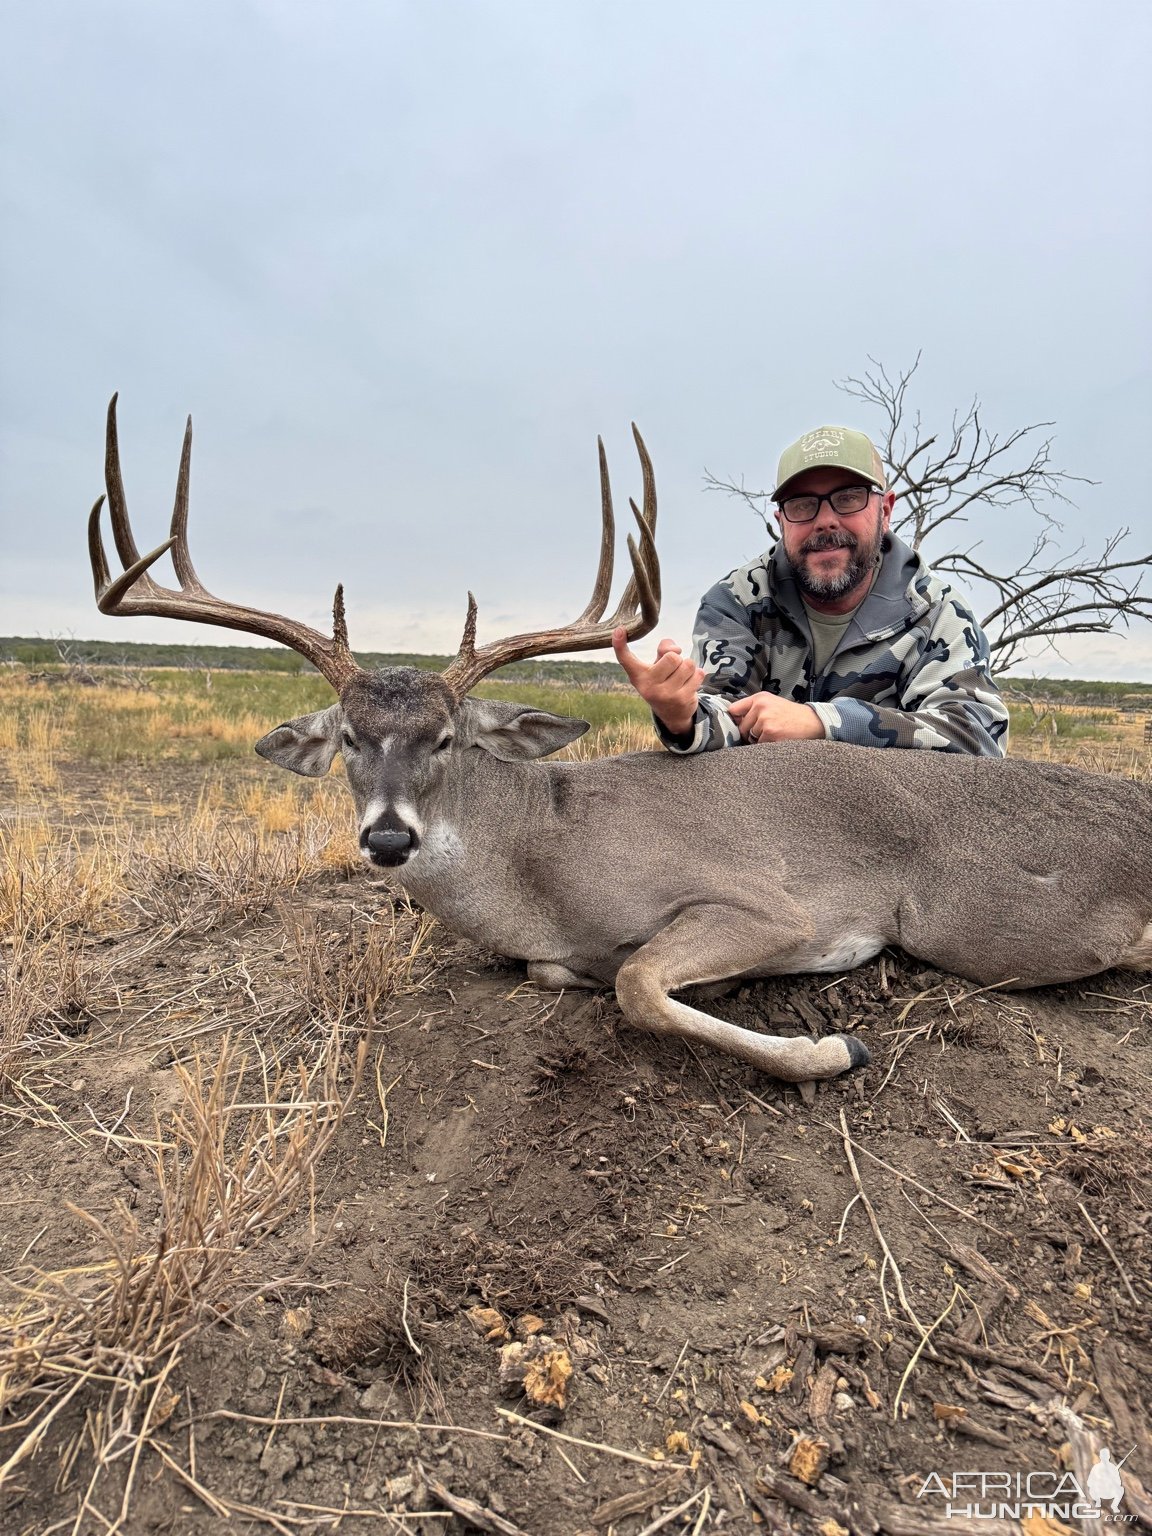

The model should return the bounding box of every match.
[801,427,846,458]
[1087,1447,1128,1514]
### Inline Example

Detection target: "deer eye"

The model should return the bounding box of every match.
[433,735,454,753]
[341,731,358,752]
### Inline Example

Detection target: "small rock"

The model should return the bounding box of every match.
[359,1380,394,1412]
[514,1313,546,1339]
[833,1392,856,1412]
[246,1367,267,1392]
[260,1442,299,1482]
[573,1294,611,1324]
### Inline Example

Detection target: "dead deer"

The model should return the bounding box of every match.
[88,398,1152,1090]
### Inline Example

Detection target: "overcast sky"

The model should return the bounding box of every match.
[3,0,1150,679]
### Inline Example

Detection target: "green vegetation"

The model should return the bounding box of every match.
[1004,703,1119,742]
[1001,675,1152,706]
[5,640,1149,768]
[5,639,1149,696]
[0,636,624,685]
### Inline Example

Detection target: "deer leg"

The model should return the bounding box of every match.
[614,904,869,1084]
[1117,918,1152,972]
[528,961,606,991]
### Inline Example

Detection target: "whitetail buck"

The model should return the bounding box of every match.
[89,398,1152,1090]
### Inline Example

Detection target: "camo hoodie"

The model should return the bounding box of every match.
[655,531,1008,757]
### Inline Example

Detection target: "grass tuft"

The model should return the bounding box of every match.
[0,1030,365,1517]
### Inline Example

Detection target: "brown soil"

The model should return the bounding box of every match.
[2,760,1151,1536]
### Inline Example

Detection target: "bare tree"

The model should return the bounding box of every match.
[705,355,1152,674]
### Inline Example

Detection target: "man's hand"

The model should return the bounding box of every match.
[728,693,825,743]
[613,627,704,736]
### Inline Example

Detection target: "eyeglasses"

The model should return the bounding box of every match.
[776,485,877,523]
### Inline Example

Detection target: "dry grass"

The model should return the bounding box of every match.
[0,1030,366,1523]
[0,817,133,941]
[0,669,305,768]
[1007,699,1152,779]
[283,904,439,1027]
[0,929,111,1097]
[560,716,659,759]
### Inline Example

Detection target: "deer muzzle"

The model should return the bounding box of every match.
[363,825,419,867]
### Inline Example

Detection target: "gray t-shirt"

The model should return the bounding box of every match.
[801,599,855,675]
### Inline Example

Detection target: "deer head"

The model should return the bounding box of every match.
[89,398,660,867]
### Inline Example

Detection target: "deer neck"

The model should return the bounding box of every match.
[394,747,554,916]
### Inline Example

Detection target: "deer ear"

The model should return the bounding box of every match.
[255,705,343,777]
[469,700,590,761]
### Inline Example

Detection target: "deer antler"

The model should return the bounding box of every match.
[441,424,660,698]
[88,396,363,691]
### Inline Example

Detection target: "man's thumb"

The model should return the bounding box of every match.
[612,626,645,683]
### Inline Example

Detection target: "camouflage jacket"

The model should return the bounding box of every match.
[655,532,1008,757]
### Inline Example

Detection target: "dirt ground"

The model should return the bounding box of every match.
[2,755,1151,1536]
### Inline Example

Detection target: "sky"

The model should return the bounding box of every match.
[2,0,1150,680]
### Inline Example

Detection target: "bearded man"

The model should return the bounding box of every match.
[614,425,1008,756]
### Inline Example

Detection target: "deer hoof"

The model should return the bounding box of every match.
[838,1034,871,1069]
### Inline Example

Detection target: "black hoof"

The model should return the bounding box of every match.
[839,1034,871,1070]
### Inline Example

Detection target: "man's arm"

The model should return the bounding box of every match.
[807,596,1009,757]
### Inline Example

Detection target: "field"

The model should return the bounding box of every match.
[1,664,1150,1535]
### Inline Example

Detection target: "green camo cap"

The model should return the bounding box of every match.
[774,425,887,499]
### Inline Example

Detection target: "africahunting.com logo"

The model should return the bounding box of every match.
[917,1447,1135,1522]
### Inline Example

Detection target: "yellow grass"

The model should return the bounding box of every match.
[0,816,132,939]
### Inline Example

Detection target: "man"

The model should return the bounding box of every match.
[613,425,1008,757]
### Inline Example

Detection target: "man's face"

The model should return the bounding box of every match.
[774,466,894,601]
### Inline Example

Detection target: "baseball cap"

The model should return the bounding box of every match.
[773,426,887,499]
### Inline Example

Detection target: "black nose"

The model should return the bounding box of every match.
[367,829,413,857]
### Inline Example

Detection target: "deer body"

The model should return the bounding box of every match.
[394,735,1152,996]
[87,398,1152,1089]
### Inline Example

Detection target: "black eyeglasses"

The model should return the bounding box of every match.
[776,485,877,523]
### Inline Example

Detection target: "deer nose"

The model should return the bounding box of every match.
[366,828,413,858]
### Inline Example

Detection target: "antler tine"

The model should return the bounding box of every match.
[573,437,616,625]
[104,393,153,583]
[608,500,660,635]
[608,425,659,619]
[332,584,349,653]
[168,414,202,590]
[87,396,364,693]
[441,425,661,699]
[455,592,478,663]
[88,496,112,597]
